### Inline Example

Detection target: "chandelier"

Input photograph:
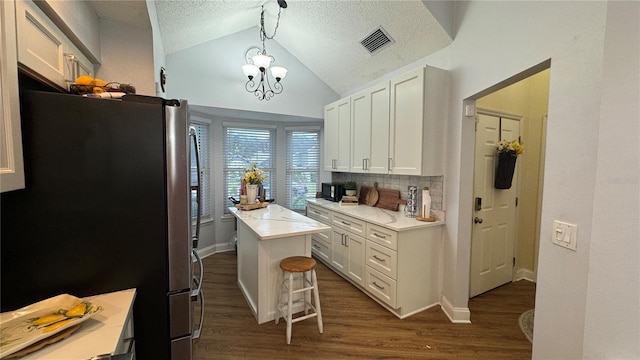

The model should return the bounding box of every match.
[242,1,288,101]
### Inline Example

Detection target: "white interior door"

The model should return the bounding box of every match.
[470,113,519,298]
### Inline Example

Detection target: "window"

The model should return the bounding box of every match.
[286,128,320,211]
[223,125,276,211]
[190,121,211,220]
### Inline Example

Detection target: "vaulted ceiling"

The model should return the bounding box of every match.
[87,0,455,95]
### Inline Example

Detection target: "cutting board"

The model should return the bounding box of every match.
[359,186,406,211]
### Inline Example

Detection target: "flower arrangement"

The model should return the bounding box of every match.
[243,162,266,185]
[497,140,524,156]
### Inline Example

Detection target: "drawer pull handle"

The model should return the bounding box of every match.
[373,233,386,239]
[313,210,320,214]
[313,244,320,249]
[373,255,386,262]
[341,221,351,226]
[372,282,385,290]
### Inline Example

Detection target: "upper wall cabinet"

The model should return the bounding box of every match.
[15,0,93,90]
[350,81,390,174]
[388,66,448,176]
[1,0,25,192]
[325,65,449,176]
[324,98,351,172]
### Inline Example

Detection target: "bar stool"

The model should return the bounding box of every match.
[275,256,323,344]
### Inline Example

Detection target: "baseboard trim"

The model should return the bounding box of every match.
[440,295,471,324]
[514,268,537,283]
[195,243,235,259]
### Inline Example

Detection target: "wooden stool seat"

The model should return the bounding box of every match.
[279,256,316,273]
[275,256,323,344]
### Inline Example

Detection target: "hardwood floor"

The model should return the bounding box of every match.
[193,251,535,360]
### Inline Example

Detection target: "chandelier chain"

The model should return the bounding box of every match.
[259,5,282,50]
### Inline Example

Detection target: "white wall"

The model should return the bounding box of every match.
[145,0,166,96]
[582,2,639,358]
[96,19,155,96]
[165,27,338,119]
[440,1,638,358]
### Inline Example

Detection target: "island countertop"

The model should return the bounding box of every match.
[229,204,331,240]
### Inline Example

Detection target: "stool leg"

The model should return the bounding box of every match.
[304,270,310,315]
[286,272,294,344]
[275,269,284,325]
[312,269,323,334]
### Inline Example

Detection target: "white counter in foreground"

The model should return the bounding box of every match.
[229,204,331,324]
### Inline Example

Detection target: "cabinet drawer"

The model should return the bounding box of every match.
[311,237,330,263]
[366,223,398,250]
[312,231,330,246]
[366,240,397,279]
[307,203,330,224]
[332,212,365,236]
[365,267,397,308]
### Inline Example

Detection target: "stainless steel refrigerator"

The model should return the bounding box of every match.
[1,89,203,359]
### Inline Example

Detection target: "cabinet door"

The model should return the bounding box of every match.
[330,228,347,273]
[335,98,351,172]
[1,0,25,192]
[346,232,365,286]
[324,101,339,171]
[350,82,390,174]
[16,0,67,88]
[350,89,370,173]
[389,67,424,175]
[368,82,390,174]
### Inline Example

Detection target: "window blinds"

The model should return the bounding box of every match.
[223,126,276,210]
[286,129,320,210]
[190,121,211,219]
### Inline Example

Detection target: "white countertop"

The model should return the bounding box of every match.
[229,204,331,240]
[21,288,136,359]
[307,198,445,232]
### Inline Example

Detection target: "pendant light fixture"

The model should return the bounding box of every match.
[242,1,288,101]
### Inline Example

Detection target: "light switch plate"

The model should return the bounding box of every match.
[552,220,578,251]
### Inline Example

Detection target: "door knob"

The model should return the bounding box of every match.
[474,217,483,224]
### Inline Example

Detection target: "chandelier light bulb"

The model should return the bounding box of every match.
[242,64,259,80]
[270,66,287,82]
[252,54,272,71]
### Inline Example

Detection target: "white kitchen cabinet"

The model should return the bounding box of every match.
[330,226,365,286]
[0,0,25,192]
[15,0,93,91]
[307,203,332,263]
[389,66,448,176]
[307,199,443,319]
[323,98,350,172]
[350,81,390,174]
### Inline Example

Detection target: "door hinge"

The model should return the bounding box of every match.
[513,257,516,267]
[516,197,519,207]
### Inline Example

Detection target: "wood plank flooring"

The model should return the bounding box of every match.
[193,251,535,360]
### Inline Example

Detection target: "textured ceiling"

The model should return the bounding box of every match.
[88,0,453,95]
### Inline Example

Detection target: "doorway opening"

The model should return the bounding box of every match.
[469,63,550,300]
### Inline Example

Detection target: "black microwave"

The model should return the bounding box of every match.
[322,182,345,202]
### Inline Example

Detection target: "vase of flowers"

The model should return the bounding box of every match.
[495,140,524,189]
[244,162,266,203]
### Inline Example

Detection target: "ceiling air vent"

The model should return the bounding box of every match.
[360,26,395,54]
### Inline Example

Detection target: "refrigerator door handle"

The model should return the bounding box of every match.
[191,249,204,299]
[192,287,204,340]
[190,126,202,249]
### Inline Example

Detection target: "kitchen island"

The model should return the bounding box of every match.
[229,204,331,324]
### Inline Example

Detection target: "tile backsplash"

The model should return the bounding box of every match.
[331,173,443,211]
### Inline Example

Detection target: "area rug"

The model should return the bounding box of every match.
[518,309,535,343]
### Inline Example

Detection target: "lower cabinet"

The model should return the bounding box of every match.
[307,202,442,319]
[330,226,365,286]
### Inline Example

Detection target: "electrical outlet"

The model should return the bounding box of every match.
[552,220,578,251]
